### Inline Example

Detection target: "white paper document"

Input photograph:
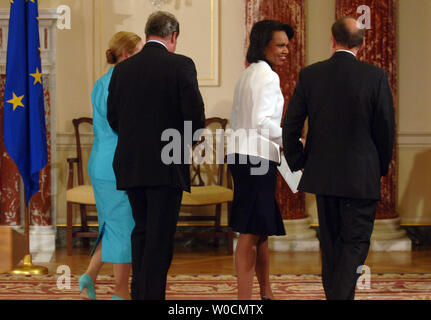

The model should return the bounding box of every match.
[277,154,302,194]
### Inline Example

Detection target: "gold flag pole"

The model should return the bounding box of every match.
[10,199,48,275]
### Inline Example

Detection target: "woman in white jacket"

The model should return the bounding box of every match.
[228,20,294,300]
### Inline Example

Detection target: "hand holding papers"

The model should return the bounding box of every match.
[277,154,302,193]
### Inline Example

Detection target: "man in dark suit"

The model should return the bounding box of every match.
[107,11,205,300]
[282,17,394,300]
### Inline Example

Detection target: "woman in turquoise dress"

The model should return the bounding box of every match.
[78,31,143,300]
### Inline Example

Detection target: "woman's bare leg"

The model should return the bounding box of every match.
[255,236,274,299]
[235,234,261,300]
[113,263,132,299]
[81,242,104,299]
[85,242,104,283]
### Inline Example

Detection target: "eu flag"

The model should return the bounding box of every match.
[3,0,47,204]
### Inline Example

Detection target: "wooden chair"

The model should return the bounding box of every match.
[177,117,234,254]
[66,117,98,256]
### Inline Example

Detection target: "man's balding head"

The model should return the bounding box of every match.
[331,17,364,49]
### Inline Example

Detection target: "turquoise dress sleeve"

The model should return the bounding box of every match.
[88,67,118,181]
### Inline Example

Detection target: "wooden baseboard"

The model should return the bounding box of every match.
[0,227,26,273]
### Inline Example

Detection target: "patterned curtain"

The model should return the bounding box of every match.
[0,74,52,226]
[245,0,307,219]
[336,0,398,219]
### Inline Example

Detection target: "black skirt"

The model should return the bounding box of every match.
[227,154,286,236]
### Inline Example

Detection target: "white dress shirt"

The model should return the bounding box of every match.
[227,60,284,163]
[336,49,356,57]
[147,40,168,50]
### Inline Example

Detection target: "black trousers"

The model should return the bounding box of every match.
[316,195,377,300]
[127,186,183,300]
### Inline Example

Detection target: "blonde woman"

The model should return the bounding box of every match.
[78,32,143,300]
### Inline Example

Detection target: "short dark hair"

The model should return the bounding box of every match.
[331,17,364,49]
[246,20,294,64]
[145,11,180,39]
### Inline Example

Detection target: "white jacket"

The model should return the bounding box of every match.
[227,61,284,163]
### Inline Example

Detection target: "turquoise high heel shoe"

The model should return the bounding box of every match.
[78,273,96,300]
[111,295,125,300]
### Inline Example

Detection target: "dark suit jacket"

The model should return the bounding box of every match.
[107,42,205,192]
[282,51,395,200]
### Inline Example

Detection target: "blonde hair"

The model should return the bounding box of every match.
[106,31,142,64]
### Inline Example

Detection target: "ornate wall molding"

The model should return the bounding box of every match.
[56,133,94,151]
[55,132,430,152]
[398,132,431,147]
[93,0,220,86]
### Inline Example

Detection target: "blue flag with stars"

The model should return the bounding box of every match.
[3,0,47,204]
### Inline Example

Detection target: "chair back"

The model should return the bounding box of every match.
[72,117,93,186]
[190,117,228,187]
